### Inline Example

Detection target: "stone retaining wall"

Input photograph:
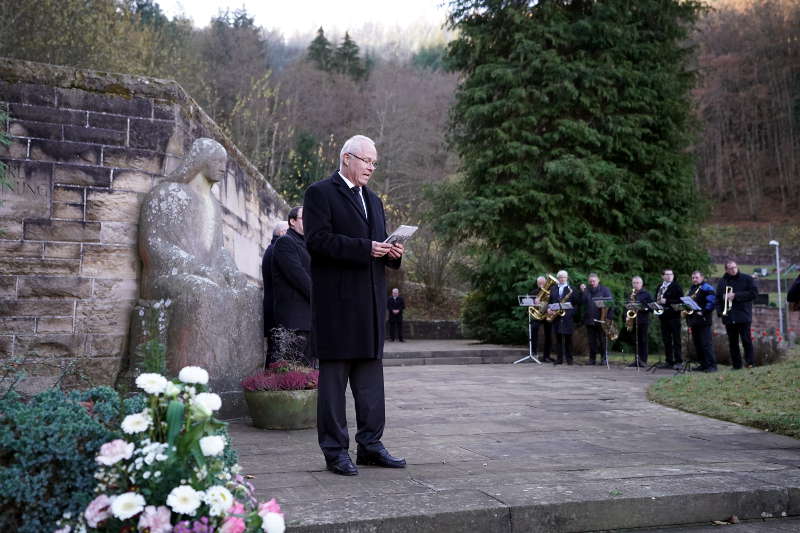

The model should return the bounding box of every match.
[0,58,287,390]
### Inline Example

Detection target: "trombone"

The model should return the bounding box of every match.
[722,285,733,317]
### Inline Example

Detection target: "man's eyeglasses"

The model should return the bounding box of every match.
[347,152,378,168]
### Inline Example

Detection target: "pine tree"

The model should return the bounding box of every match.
[333,32,366,80]
[437,0,709,343]
[307,27,332,71]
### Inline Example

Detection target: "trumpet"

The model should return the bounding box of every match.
[722,285,733,317]
[528,274,558,321]
[625,288,637,332]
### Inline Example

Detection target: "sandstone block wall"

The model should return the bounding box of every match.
[0,58,287,390]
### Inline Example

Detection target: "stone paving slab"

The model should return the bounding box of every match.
[228,363,800,532]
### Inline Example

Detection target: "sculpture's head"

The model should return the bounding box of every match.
[171,138,228,184]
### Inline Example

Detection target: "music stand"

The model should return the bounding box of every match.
[625,301,644,373]
[593,297,613,370]
[674,297,701,374]
[646,302,664,373]
[514,295,542,365]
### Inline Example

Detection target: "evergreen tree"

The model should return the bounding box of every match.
[333,32,366,80]
[437,0,709,343]
[307,27,332,70]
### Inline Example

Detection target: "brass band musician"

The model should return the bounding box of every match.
[579,272,613,366]
[548,270,579,365]
[531,276,554,363]
[656,269,684,370]
[715,261,758,369]
[686,271,717,372]
[627,276,653,368]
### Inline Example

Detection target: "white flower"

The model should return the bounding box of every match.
[164,381,181,397]
[121,411,152,434]
[261,512,285,533]
[178,366,209,385]
[193,392,222,415]
[204,485,234,516]
[199,435,226,457]
[166,485,202,516]
[96,439,134,466]
[135,373,168,395]
[110,492,146,520]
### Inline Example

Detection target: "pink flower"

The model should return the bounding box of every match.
[84,494,112,527]
[96,439,135,466]
[137,505,172,533]
[220,502,247,533]
[258,498,282,516]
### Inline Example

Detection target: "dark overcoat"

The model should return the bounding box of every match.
[261,235,279,336]
[657,281,684,320]
[303,172,401,360]
[581,284,614,325]
[549,284,579,335]
[387,296,405,322]
[272,227,312,331]
[715,272,758,325]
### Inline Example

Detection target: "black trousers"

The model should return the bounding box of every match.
[532,320,552,358]
[725,322,754,369]
[388,317,403,341]
[634,322,649,363]
[691,324,715,369]
[659,316,683,364]
[586,324,604,362]
[317,358,385,461]
[555,333,572,363]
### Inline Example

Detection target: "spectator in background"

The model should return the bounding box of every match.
[261,221,288,365]
[387,288,405,342]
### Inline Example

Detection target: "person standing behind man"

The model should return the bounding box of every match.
[627,276,653,368]
[686,271,716,372]
[656,269,684,369]
[532,276,553,362]
[579,273,613,365]
[272,207,312,364]
[549,270,579,365]
[304,135,405,476]
[261,221,288,365]
[716,260,758,369]
[387,288,405,342]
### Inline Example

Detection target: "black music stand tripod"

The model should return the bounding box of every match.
[625,301,644,373]
[674,297,701,374]
[646,302,665,373]
[514,295,542,365]
[593,297,613,370]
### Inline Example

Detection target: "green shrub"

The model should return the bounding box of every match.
[0,387,144,533]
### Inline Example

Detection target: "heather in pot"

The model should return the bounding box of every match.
[242,359,319,430]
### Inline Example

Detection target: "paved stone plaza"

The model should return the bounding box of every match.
[229,351,800,532]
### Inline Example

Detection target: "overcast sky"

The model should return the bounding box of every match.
[158,0,449,37]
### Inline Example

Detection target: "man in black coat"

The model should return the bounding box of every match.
[304,135,405,476]
[579,272,613,365]
[271,206,312,364]
[387,287,405,342]
[261,222,287,365]
[716,260,758,369]
[549,270,579,365]
[627,276,654,367]
[686,270,717,372]
[788,273,800,311]
[655,269,684,369]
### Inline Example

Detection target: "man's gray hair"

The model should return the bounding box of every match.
[537,276,546,282]
[632,275,643,283]
[588,272,599,280]
[272,221,288,237]
[339,135,376,167]
[557,270,568,278]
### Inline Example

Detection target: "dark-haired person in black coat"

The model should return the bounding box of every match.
[716,260,758,369]
[788,273,800,311]
[272,206,312,364]
[304,135,405,477]
[387,288,405,342]
[261,222,287,365]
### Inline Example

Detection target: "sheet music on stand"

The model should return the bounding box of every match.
[648,303,663,311]
[593,296,613,308]
[625,302,643,311]
[548,302,574,311]
[518,295,536,307]
[514,295,542,365]
[680,296,702,311]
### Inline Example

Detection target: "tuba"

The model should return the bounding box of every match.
[625,288,637,332]
[721,285,733,317]
[528,274,558,321]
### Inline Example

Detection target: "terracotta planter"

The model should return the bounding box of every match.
[244,389,317,430]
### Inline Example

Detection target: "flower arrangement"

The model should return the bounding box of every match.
[54,366,285,533]
[241,360,319,392]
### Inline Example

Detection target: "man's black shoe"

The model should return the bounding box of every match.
[586,360,596,366]
[553,360,563,365]
[704,367,718,373]
[541,356,554,363]
[627,361,644,368]
[356,448,406,468]
[325,455,358,476]
[655,362,672,369]
[399,339,405,342]
[692,365,707,372]
[600,358,608,365]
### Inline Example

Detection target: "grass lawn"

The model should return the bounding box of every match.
[647,357,800,438]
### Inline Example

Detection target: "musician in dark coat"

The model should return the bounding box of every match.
[304,135,405,476]
[579,272,613,365]
[788,273,800,310]
[387,288,405,342]
[261,222,287,364]
[716,260,758,369]
[627,276,653,367]
[656,269,684,369]
[271,207,312,364]
[686,271,717,372]
[549,270,579,365]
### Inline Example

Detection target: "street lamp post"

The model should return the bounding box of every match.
[769,240,783,339]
